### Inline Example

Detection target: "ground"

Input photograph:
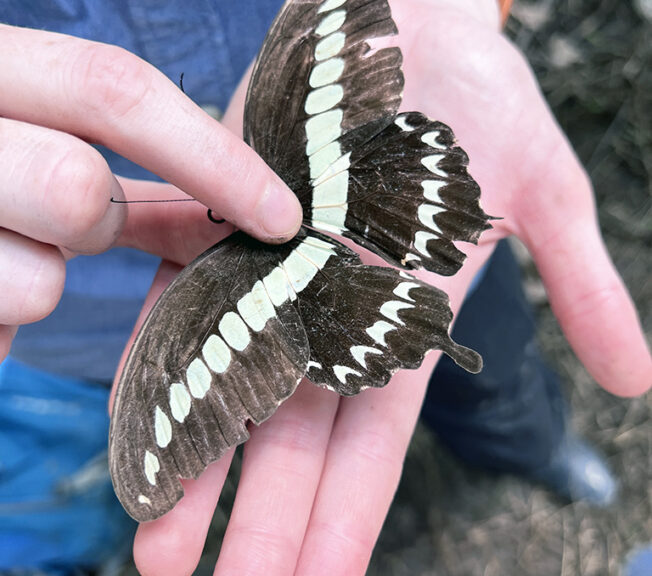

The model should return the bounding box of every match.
[121,1,651,574]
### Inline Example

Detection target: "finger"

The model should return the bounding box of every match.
[514,133,652,397]
[0,228,65,325]
[115,177,235,265]
[0,325,18,364]
[0,24,302,243]
[214,383,338,575]
[111,260,233,576]
[134,455,234,576]
[0,117,125,254]
[295,359,437,576]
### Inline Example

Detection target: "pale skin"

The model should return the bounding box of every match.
[0,0,650,574]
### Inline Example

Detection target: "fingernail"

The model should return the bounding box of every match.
[256,182,303,240]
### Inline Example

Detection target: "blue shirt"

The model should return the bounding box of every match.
[3,0,284,382]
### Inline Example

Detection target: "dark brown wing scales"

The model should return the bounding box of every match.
[244,0,403,192]
[296,231,482,395]
[109,232,312,521]
[306,112,492,276]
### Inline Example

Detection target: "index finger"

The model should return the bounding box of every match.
[0,24,302,243]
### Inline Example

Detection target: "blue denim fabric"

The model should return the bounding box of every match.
[0,358,135,572]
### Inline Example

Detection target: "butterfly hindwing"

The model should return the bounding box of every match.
[295,231,482,395]
[325,112,492,275]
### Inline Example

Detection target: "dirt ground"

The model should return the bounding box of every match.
[120,1,651,574]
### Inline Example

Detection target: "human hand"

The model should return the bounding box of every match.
[126,2,651,574]
[0,24,302,362]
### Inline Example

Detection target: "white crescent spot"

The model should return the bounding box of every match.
[395,116,415,132]
[333,365,362,384]
[380,300,414,325]
[393,282,420,302]
[418,204,444,234]
[421,154,447,178]
[366,320,398,347]
[414,231,439,258]
[350,345,382,369]
[422,180,445,203]
[421,131,446,150]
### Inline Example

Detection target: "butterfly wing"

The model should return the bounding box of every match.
[324,112,492,275]
[294,231,482,395]
[244,0,403,192]
[244,0,490,276]
[109,226,480,521]
[109,232,312,522]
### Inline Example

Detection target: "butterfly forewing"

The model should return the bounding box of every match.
[110,232,318,521]
[244,0,403,191]
[245,0,490,276]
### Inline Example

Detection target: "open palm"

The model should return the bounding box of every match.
[115,2,651,574]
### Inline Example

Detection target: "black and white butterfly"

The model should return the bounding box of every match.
[109,0,491,522]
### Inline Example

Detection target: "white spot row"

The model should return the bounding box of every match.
[335,281,419,384]
[307,0,350,235]
[144,236,338,486]
[394,115,450,264]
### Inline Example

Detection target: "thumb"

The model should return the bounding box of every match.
[514,129,651,398]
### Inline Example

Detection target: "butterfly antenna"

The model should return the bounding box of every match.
[109,198,226,224]
[110,198,195,204]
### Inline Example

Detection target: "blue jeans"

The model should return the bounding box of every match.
[422,240,566,473]
[0,360,135,574]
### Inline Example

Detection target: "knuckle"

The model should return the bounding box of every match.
[310,519,375,565]
[6,243,66,325]
[348,426,403,471]
[47,146,112,245]
[22,249,66,322]
[71,43,151,121]
[227,524,296,571]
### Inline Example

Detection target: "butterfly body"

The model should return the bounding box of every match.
[109,0,491,522]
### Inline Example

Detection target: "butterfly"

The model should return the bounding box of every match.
[109,0,492,522]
